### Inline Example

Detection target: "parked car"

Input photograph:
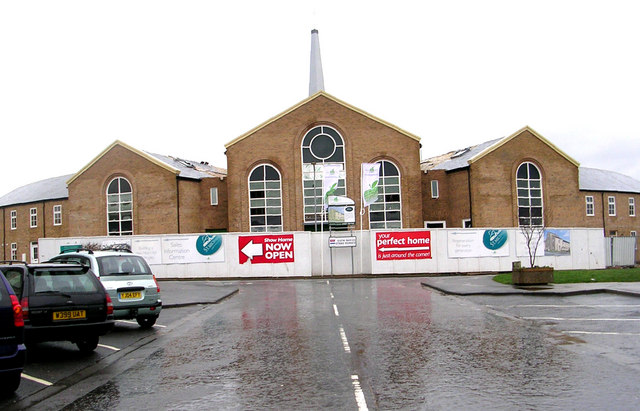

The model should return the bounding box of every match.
[49,249,162,328]
[0,261,114,353]
[0,270,26,395]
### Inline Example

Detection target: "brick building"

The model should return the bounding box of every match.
[1,30,638,263]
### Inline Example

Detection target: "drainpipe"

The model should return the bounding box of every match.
[601,192,607,236]
[2,208,5,260]
[42,201,46,238]
[467,168,473,227]
[176,177,181,234]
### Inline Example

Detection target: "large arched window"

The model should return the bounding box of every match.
[249,164,283,232]
[107,177,133,235]
[516,162,543,226]
[301,125,346,226]
[369,160,402,229]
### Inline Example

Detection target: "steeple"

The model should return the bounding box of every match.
[309,29,325,96]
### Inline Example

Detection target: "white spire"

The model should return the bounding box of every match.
[309,29,325,96]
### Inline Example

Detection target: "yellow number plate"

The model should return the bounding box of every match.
[120,291,142,300]
[53,310,86,321]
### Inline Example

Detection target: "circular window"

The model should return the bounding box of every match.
[309,134,336,160]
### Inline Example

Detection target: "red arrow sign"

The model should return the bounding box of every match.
[238,234,295,264]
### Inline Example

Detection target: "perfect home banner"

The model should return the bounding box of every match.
[447,230,510,257]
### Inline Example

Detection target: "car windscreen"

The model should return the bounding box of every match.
[97,256,151,276]
[32,269,100,294]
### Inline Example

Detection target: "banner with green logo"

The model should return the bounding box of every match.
[361,163,381,207]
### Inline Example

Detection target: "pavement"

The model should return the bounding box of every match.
[156,275,640,309]
[421,274,640,297]
[158,280,239,308]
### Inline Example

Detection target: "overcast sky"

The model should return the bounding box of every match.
[1,1,639,196]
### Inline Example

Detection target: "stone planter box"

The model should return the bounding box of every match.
[512,265,554,286]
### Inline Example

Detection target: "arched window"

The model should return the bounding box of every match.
[107,177,133,235]
[249,164,283,232]
[369,160,402,229]
[301,125,346,226]
[516,162,543,226]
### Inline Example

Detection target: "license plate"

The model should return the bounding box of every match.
[53,310,86,321]
[120,291,142,300]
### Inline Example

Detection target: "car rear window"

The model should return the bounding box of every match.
[32,270,100,293]
[97,256,151,276]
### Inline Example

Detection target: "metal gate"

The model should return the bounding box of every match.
[605,236,637,267]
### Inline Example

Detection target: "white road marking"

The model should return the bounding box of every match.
[502,304,640,308]
[339,326,351,353]
[351,375,369,411]
[22,373,53,386]
[116,319,166,328]
[565,330,640,336]
[523,317,640,321]
[116,319,137,325]
[98,343,121,351]
[330,292,335,299]
[333,304,340,317]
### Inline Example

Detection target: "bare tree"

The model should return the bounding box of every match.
[519,224,545,267]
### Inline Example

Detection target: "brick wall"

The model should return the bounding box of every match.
[68,145,180,236]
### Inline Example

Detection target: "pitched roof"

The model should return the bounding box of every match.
[146,153,226,179]
[67,140,225,186]
[421,126,580,173]
[421,138,502,172]
[224,91,421,148]
[0,142,226,208]
[468,126,579,167]
[579,167,640,193]
[0,174,72,207]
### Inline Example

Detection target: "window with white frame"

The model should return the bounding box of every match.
[53,205,62,226]
[10,210,17,230]
[10,243,17,261]
[585,196,594,216]
[516,162,543,226]
[301,125,346,226]
[608,196,616,216]
[30,208,37,228]
[431,180,439,199]
[210,188,218,206]
[631,231,636,237]
[629,198,635,217]
[462,219,472,228]
[249,164,283,232]
[107,177,133,235]
[369,160,402,229]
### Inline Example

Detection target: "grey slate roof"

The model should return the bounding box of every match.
[146,153,227,180]
[579,167,640,193]
[421,138,640,195]
[420,138,502,172]
[0,174,72,207]
[0,151,227,208]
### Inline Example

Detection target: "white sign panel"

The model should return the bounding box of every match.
[448,230,510,257]
[131,238,162,265]
[329,236,357,248]
[161,235,225,264]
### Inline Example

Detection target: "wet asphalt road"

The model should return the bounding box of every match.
[11,278,640,410]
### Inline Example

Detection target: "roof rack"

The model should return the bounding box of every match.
[61,248,94,254]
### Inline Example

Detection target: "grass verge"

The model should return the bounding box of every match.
[493,267,640,285]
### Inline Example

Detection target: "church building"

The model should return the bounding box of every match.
[1,30,639,264]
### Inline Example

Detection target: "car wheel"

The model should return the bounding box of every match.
[0,371,22,395]
[136,316,157,329]
[76,335,99,353]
